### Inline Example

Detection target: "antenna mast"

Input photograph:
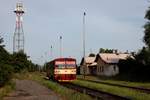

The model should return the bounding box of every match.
[13,2,25,53]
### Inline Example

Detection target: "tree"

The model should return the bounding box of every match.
[0,35,10,63]
[10,51,38,72]
[0,36,3,44]
[138,6,150,65]
[136,47,150,65]
[89,53,95,57]
[0,64,13,86]
[99,48,105,53]
[0,35,39,86]
[116,5,150,82]
[0,36,4,47]
[99,48,114,53]
[0,35,13,86]
[11,51,29,72]
[144,7,150,48]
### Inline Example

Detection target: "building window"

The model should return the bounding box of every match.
[101,66,104,72]
[99,66,100,72]
[114,65,116,71]
[99,66,101,72]
[97,66,99,72]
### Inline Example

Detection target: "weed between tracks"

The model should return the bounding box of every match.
[72,79,150,100]
[14,72,92,100]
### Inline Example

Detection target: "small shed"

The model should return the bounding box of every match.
[80,57,97,75]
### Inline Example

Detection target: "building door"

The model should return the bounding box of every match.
[89,66,97,75]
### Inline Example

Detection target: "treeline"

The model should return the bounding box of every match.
[99,48,114,53]
[0,36,39,87]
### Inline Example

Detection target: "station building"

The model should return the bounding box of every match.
[80,53,133,76]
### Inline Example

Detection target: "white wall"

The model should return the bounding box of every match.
[97,58,119,76]
[103,65,119,76]
[80,64,90,75]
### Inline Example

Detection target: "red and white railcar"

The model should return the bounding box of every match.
[46,58,76,82]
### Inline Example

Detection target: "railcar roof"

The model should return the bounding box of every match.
[54,58,76,61]
[48,58,76,63]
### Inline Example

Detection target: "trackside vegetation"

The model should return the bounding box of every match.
[77,75,150,89]
[0,35,39,99]
[72,80,150,100]
[0,81,15,99]
[0,36,39,87]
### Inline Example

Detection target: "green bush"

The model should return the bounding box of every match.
[0,64,13,87]
[0,36,39,87]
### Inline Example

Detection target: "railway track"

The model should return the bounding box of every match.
[60,82,130,100]
[78,78,150,94]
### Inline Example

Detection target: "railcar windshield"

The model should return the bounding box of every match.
[66,64,76,68]
[56,64,65,69]
[55,60,76,69]
[56,64,76,69]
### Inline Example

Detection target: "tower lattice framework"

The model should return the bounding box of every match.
[13,2,25,53]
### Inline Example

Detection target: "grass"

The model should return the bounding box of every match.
[77,75,150,89]
[0,81,15,100]
[14,72,92,100]
[72,79,150,100]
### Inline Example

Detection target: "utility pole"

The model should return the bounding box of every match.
[40,56,43,72]
[83,12,86,79]
[50,45,53,60]
[44,52,47,72]
[60,36,62,58]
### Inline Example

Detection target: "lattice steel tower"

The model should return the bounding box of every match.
[13,2,25,53]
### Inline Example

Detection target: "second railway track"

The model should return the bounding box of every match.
[60,82,130,100]
[78,78,150,94]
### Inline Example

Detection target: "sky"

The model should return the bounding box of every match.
[0,0,149,64]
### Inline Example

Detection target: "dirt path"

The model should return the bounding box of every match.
[4,80,61,100]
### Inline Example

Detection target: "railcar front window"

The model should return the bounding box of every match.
[66,64,76,68]
[56,64,65,69]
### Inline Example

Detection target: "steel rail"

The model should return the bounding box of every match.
[78,78,150,94]
[60,82,130,100]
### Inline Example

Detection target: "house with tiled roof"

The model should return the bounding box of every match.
[80,53,133,76]
[95,53,132,76]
